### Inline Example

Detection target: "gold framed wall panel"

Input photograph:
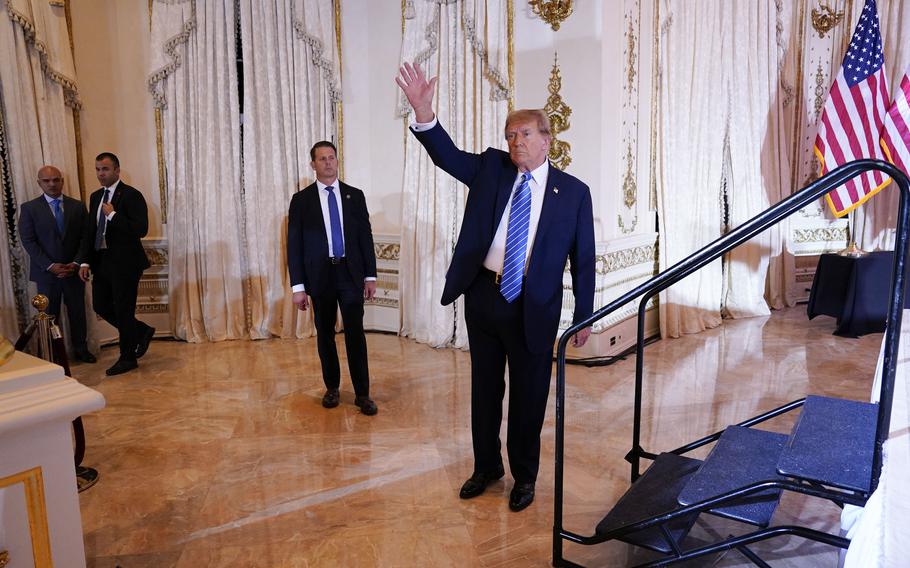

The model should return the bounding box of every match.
[0,467,53,567]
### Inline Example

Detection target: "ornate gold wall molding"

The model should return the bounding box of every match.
[0,468,52,567]
[792,226,847,244]
[544,53,571,170]
[811,4,844,38]
[62,0,86,202]
[595,244,656,275]
[528,0,573,32]
[335,0,344,180]
[374,242,400,261]
[620,1,641,234]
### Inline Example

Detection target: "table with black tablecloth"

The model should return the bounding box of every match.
[807,251,908,337]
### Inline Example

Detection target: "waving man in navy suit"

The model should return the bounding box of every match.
[397,62,595,512]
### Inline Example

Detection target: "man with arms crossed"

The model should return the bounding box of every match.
[396,62,595,512]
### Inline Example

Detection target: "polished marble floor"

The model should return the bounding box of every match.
[75,307,882,567]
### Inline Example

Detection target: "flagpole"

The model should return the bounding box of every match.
[839,210,867,257]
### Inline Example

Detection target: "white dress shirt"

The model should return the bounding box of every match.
[95,179,120,249]
[291,179,375,294]
[411,116,548,274]
[483,160,548,274]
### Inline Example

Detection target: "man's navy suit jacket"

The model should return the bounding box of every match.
[413,122,595,353]
[18,194,91,284]
[287,181,377,297]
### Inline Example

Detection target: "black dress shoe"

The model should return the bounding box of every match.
[509,482,535,512]
[459,465,506,499]
[105,358,138,376]
[135,325,155,359]
[74,349,97,364]
[322,389,340,408]
[354,396,378,416]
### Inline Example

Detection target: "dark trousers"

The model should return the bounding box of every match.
[92,252,149,361]
[311,263,370,397]
[37,276,88,350]
[463,270,554,484]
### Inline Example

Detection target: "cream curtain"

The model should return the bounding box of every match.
[657,0,796,337]
[149,0,340,342]
[723,0,794,316]
[655,0,726,338]
[239,0,338,340]
[0,0,80,339]
[398,0,510,349]
[149,0,247,342]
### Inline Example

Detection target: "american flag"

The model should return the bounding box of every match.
[881,64,910,177]
[814,0,891,218]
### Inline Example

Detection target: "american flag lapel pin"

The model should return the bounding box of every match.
[553,187,559,194]
[346,194,351,199]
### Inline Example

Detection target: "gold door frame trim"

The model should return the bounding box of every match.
[0,467,53,566]
[62,0,86,204]
[335,0,344,180]
[148,1,167,224]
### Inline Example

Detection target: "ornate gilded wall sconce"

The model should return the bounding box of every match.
[529,0,573,32]
[811,4,844,38]
[545,53,572,171]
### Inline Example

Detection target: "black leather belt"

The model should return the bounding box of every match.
[479,267,502,284]
[328,256,345,265]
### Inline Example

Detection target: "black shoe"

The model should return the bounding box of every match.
[135,325,155,359]
[354,396,378,416]
[509,482,535,512]
[322,389,340,408]
[105,358,138,376]
[459,465,506,499]
[74,349,97,364]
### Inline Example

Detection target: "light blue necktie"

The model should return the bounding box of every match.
[51,198,64,235]
[326,186,345,257]
[500,173,532,303]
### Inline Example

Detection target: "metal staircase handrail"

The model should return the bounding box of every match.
[553,159,910,565]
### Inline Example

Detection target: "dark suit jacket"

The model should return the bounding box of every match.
[80,182,151,274]
[287,181,377,296]
[18,194,91,284]
[413,122,595,353]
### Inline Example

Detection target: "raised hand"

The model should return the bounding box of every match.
[395,61,438,123]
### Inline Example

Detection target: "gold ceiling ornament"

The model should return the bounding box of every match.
[544,53,572,171]
[811,4,844,38]
[528,0,573,32]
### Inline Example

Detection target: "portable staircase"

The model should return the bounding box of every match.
[552,160,910,567]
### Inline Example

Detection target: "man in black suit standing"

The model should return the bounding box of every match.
[18,165,95,363]
[78,153,154,376]
[287,141,379,416]
[397,62,595,512]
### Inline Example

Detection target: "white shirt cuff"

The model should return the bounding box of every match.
[409,116,438,132]
[365,277,376,282]
[106,211,116,221]
[292,284,306,293]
